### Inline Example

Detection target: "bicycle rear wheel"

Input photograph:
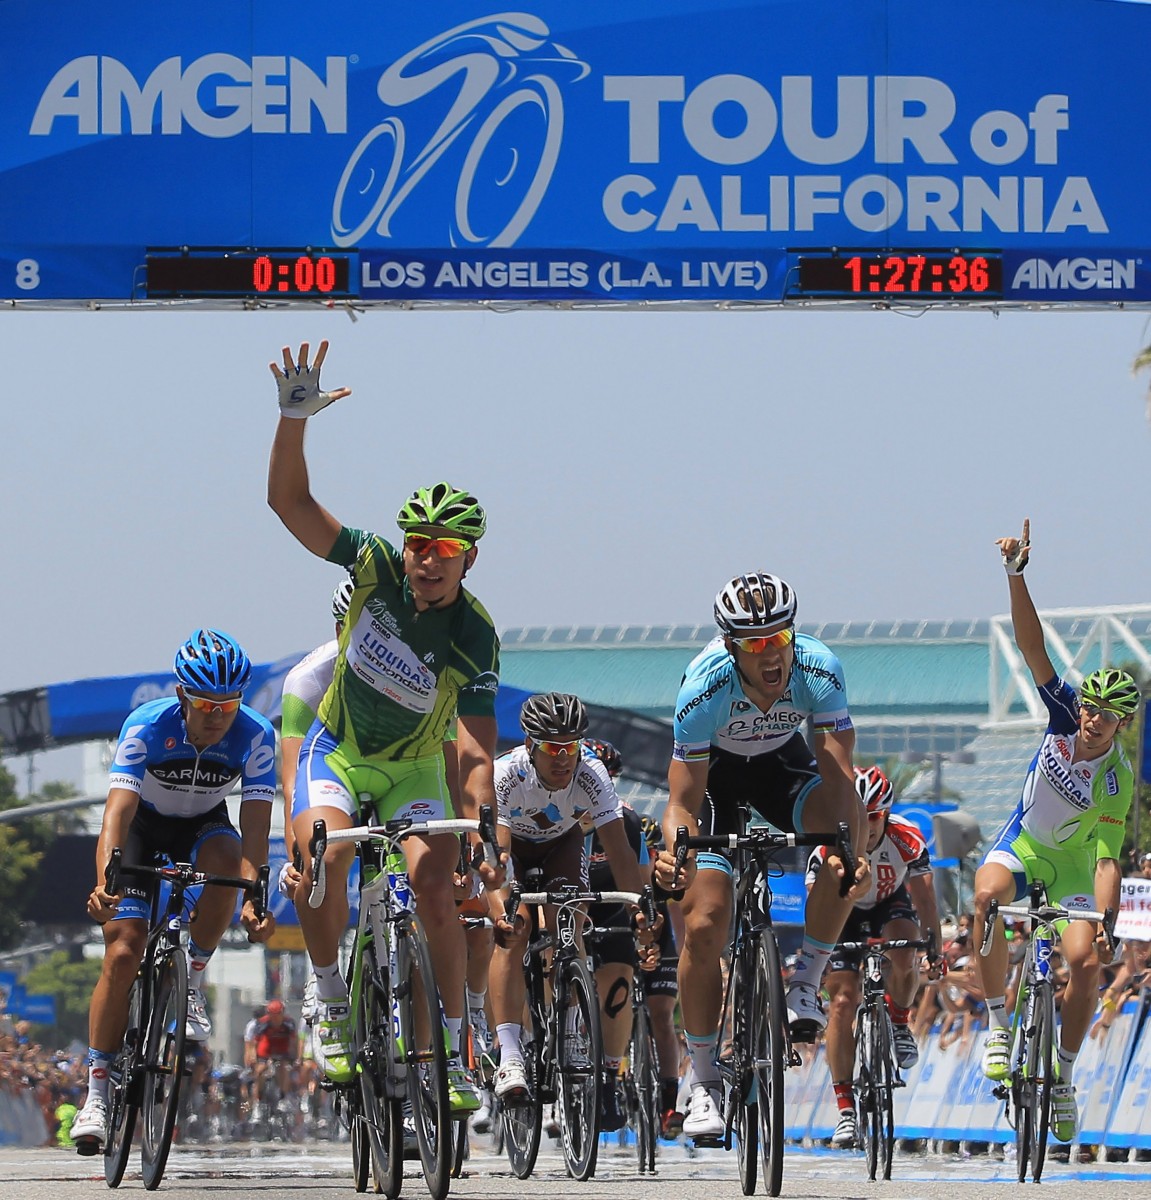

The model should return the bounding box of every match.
[140,951,188,1191]
[752,933,788,1196]
[556,957,603,1180]
[629,999,659,1174]
[357,946,402,1197]
[397,917,450,1200]
[105,974,145,1188]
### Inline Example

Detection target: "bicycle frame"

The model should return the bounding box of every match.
[102,851,267,1191]
[982,883,1115,1183]
[674,820,855,1198]
[837,933,932,1181]
[307,805,496,1200]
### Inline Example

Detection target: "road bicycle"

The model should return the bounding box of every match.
[307,803,498,1200]
[101,851,268,1190]
[672,820,855,1198]
[980,882,1115,1183]
[835,930,933,1181]
[584,921,662,1174]
[499,876,654,1181]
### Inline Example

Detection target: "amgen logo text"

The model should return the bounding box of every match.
[1011,257,1137,291]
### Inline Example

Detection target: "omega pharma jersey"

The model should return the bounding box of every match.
[320,527,500,759]
[673,634,852,761]
[1013,676,1133,857]
[495,745,622,843]
[806,813,931,910]
[108,697,277,818]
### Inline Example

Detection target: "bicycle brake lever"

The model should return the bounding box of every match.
[477,803,500,870]
[308,819,328,909]
[104,847,122,897]
[979,899,999,957]
[253,864,270,922]
[836,821,858,898]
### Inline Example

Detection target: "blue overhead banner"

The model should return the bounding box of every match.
[2,0,1151,305]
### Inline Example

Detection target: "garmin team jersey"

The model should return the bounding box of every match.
[281,640,338,740]
[320,527,500,758]
[806,813,930,910]
[673,634,852,762]
[1012,675,1133,856]
[496,745,622,843]
[108,697,277,818]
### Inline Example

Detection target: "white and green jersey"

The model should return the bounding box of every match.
[1000,675,1132,857]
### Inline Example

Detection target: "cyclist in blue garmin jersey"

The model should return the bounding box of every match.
[974,521,1136,1145]
[71,629,276,1154]
[655,572,869,1141]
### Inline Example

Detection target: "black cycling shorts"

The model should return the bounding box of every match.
[696,735,820,855]
[826,886,920,975]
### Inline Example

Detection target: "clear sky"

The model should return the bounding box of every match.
[3,303,1150,786]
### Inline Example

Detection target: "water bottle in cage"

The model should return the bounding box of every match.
[386,851,414,912]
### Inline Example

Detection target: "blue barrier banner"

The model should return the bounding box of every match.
[2,0,1150,303]
[769,869,807,926]
[18,994,56,1025]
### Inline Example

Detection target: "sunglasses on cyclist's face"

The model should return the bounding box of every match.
[730,626,795,654]
[531,737,581,758]
[1081,701,1122,725]
[403,534,473,559]
[182,690,243,715]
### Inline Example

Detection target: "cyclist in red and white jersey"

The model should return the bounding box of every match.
[808,766,943,1148]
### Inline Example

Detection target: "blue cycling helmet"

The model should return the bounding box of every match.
[174,628,252,694]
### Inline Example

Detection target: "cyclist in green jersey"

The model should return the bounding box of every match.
[973,519,1137,1143]
[267,340,502,1113]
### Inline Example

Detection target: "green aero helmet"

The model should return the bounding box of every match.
[396,482,487,541]
[1080,668,1140,716]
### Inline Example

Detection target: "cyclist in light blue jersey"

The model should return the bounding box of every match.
[974,520,1136,1144]
[655,572,869,1142]
[72,629,276,1154]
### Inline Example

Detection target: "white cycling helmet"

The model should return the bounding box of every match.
[331,579,354,622]
[714,572,797,636]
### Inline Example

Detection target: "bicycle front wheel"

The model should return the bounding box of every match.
[358,945,403,1197]
[501,1004,544,1179]
[629,999,659,1174]
[397,917,451,1200]
[1022,985,1054,1183]
[752,933,788,1196]
[730,942,757,1196]
[556,957,603,1180]
[858,1002,895,1182]
[140,951,188,1191]
[105,973,145,1188]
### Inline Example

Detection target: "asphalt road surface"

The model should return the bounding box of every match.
[2,1136,1147,1200]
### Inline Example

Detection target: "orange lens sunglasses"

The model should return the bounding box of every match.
[404,534,473,559]
[183,692,243,715]
[532,738,581,757]
[731,627,795,654]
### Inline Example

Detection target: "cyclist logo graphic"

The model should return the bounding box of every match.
[331,13,590,249]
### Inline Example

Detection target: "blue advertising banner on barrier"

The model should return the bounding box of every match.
[2,1,1150,305]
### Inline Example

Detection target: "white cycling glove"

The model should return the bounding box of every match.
[276,361,339,419]
[1002,541,1030,575]
[277,860,297,898]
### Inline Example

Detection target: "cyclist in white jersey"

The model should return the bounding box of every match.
[654,573,869,1142]
[974,520,1136,1144]
[278,578,354,901]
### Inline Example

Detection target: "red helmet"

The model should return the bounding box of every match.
[854,765,894,813]
[266,999,285,1014]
